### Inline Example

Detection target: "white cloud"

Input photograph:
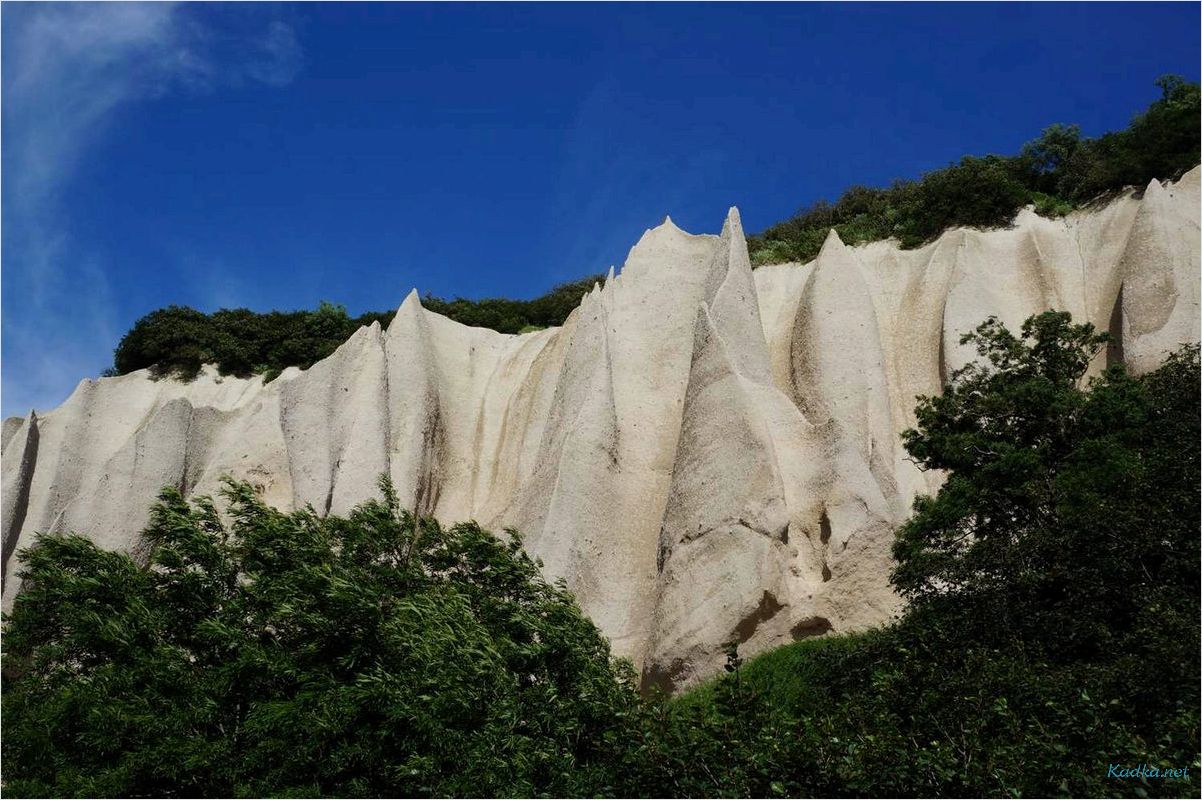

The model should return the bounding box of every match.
[1,3,303,417]
[4,3,303,210]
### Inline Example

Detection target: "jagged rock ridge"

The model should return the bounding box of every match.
[4,168,1199,689]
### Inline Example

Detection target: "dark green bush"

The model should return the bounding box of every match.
[610,318,1200,798]
[1,478,638,798]
[110,78,1199,381]
[1030,76,1202,203]
[111,276,604,381]
[749,76,1201,264]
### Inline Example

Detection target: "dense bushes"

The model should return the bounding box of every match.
[109,77,1198,381]
[747,76,1201,264]
[613,317,1200,798]
[1,477,638,797]
[9,312,1199,797]
[421,274,605,336]
[111,275,603,381]
[111,301,383,381]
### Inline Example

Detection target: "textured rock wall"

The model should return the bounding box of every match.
[4,168,1199,689]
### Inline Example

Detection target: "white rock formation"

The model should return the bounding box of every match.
[4,168,1199,689]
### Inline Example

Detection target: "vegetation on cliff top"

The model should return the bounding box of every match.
[746,75,1200,264]
[107,77,1197,382]
[7,313,1198,797]
[110,275,604,381]
[2,476,636,797]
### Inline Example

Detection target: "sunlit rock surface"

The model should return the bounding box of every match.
[4,167,1198,689]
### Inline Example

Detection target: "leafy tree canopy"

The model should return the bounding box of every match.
[110,275,605,381]
[1,478,638,798]
[107,78,1198,382]
[9,314,1198,798]
[748,76,1200,264]
[895,314,1199,660]
[611,317,1200,798]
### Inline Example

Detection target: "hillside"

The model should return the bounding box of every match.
[6,319,1196,797]
[4,166,1198,688]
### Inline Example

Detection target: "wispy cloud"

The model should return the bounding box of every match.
[1,3,303,417]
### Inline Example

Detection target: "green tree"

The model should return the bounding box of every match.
[1021,122,1084,187]
[881,313,1200,793]
[894,314,1200,660]
[748,77,1200,265]
[2,478,639,798]
[111,277,604,381]
[612,315,1200,798]
[113,305,217,379]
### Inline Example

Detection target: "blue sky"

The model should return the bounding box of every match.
[3,2,1199,417]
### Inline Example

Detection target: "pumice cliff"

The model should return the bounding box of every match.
[4,167,1199,690]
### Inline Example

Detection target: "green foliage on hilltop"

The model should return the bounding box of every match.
[1,477,637,798]
[111,301,384,382]
[747,76,1201,264]
[107,78,1198,382]
[421,274,605,336]
[110,275,603,381]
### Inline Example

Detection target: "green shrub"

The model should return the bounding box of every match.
[614,319,1201,798]
[111,276,604,381]
[1,478,639,798]
[749,76,1200,265]
[1030,190,1076,217]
